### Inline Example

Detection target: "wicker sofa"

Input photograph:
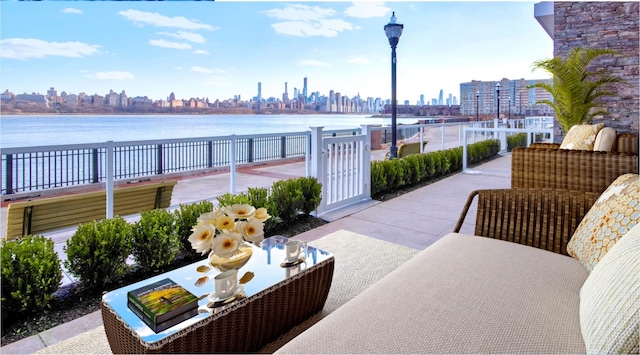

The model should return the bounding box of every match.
[276,184,639,354]
[511,132,638,193]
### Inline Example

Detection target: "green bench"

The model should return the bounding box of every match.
[5,181,177,240]
[385,141,428,159]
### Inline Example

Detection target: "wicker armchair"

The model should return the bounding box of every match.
[511,133,638,194]
[454,188,600,256]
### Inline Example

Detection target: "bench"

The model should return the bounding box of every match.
[5,181,177,240]
[384,141,428,159]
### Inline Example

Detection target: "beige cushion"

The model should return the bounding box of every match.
[276,233,588,354]
[567,173,640,272]
[579,223,640,354]
[560,123,605,150]
[593,127,617,152]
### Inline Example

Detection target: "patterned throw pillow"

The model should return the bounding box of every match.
[567,173,640,272]
[579,223,639,354]
[559,123,605,150]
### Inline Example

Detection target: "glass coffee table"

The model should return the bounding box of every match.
[101,236,334,353]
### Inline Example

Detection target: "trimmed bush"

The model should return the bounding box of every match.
[132,209,180,271]
[371,139,500,196]
[1,235,62,314]
[270,179,304,224]
[507,133,528,151]
[174,200,214,255]
[296,177,322,215]
[64,217,132,290]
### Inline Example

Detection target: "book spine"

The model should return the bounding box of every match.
[127,294,157,323]
[127,301,158,332]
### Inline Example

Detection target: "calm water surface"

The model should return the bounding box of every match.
[0,114,420,148]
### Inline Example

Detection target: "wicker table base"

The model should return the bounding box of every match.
[101,240,334,354]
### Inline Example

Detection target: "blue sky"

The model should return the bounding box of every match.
[0,1,553,104]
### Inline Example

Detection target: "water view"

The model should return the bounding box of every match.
[0,114,423,148]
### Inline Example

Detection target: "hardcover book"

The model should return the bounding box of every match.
[127,278,198,332]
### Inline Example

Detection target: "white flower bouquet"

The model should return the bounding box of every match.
[188,204,271,258]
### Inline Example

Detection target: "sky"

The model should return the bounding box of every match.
[0,1,553,104]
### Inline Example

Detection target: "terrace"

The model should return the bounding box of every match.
[2,2,638,353]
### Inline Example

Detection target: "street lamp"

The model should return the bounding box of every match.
[384,11,403,159]
[475,90,479,121]
[508,96,511,119]
[495,83,501,120]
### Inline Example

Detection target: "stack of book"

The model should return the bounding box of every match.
[127,278,199,333]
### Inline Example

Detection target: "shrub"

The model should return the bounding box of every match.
[174,200,214,255]
[269,179,304,224]
[1,235,62,314]
[296,177,322,215]
[217,192,250,206]
[64,217,132,290]
[132,209,180,271]
[507,133,528,151]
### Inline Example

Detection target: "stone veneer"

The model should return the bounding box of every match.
[553,2,639,140]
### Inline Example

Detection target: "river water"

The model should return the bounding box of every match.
[0,114,422,148]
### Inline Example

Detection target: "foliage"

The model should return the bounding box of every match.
[371,139,500,196]
[64,217,132,289]
[132,209,180,270]
[269,179,304,224]
[507,133,528,152]
[528,47,626,132]
[174,200,214,255]
[1,235,62,314]
[217,192,250,206]
[296,177,323,215]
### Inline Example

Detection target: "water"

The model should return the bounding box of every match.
[0,114,422,148]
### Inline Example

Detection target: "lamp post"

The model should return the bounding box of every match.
[508,96,511,119]
[475,90,479,121]
[384,11,403,159]
[495,83,500,120]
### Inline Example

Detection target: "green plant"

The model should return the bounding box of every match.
[132,209,180,270]
[1,235,62,314]
[174,200,214,255]
[507,133,528,151]
[217,192,250,206]
[296,177,322,215]
[64,217,133,289]
[269,179,304,224]
[528,47,626,133]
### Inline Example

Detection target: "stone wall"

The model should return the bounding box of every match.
[553,2,639,140]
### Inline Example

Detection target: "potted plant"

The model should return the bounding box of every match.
[528,47,626,133]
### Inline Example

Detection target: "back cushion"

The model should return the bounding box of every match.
[559,123,605,150]
[592,127,617,152]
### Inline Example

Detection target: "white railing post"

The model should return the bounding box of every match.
[305,132,311,177]
[310,127,325,214]
[462,129,468,172]
[230,135,237,194]
[106,141,114,219]
[419,124,425,153]
[361,125,372,198]
[441,124,445,150]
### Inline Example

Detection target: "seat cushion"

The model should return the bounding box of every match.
[592,127,617,152]
[560,123,604,150]
[275,233,588,354]
[567,173,640,272]
[579,223,640,354]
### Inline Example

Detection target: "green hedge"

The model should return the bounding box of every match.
[372,139,500,196]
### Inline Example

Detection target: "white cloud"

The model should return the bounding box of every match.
[344,2,389,18]
[85,71,134,80]
[194,49,209,55]
[267,4,354,37]
[298,60,330,67]
[119,10,215,30]
[0,38,99,60]
[191,66,225,74]
[348,56,371,65]
[157,31,205,43]
[61,8,83,15]
[149,39,192,49]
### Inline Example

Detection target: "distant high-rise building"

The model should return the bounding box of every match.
[420,94,425,106]
[303,77,308,103]
[438,90,444,105]
[448,93,453,106]
[459,78,554,117]
[257,82,262,101]
[283,82,289,102]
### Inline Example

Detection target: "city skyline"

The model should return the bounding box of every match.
[0,1,553,104]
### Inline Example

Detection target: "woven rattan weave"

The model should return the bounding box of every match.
[454,188,600,255]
